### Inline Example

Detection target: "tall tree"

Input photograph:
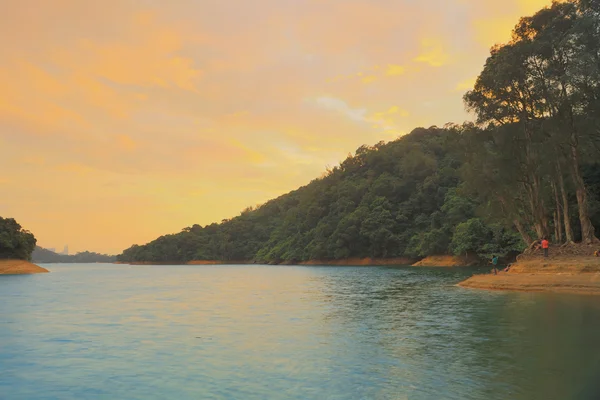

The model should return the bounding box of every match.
[0,217,37,260]
[465,0,600,243]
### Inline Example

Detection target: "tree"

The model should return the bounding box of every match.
[0,217,37,260]
[464,0,600,244]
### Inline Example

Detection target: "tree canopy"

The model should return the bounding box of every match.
[0,217,37,260]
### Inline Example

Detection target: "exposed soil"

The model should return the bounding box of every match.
[412,255,480,267]
[0,259,49,275]
[459,248,600,295]
[519,241,600,260]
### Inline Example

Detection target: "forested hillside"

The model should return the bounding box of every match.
[119,0,600,264]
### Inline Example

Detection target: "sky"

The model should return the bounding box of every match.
[0,0,552,255]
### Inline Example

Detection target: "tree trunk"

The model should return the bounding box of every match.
[522,121,550,240]
[553,211,560,243]
[569,140,598,243]
[531,175,550,239]
[514,219,534,246]
[566,103,598,244]
[551,181,564,243]
[557,161,575,243]
[526,185,544,239]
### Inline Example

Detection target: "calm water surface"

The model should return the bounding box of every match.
[1,264,600,400]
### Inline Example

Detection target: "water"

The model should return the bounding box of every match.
[1,264,600,400]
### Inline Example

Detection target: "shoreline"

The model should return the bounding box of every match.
[0,259,49,275]
[117,257,421,267]
[412,255,481,267]
[294,257,417,266]
[458,256,600,295]
[115,256,486,267]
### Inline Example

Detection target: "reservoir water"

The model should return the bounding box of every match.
[1,264,600,400]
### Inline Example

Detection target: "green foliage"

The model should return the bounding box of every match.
[451,219,525,259]
[0,217,37,260]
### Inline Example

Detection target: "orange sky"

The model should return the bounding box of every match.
[0,0,552,254]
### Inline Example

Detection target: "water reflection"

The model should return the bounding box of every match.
[310,266,600,400]
[0,264,599,399]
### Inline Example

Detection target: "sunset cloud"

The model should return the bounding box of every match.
[116,135,137,152]
[386,65,407,76]
[315,97,368,123]
[455,77,477,92]
[413,38,450,67]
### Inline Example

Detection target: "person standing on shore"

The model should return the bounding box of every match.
[541,238,549,258]
[491,255,499,275]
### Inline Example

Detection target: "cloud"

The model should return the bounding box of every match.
[469,0,553,48]
[413,38,450,67]
[387,106,410,117]
[52,14,203,92]
[315,97,368,123]
[362,75,378,84]
[370,106,410,133]
[386,64,407,76]
[455,77,477,92]
[116,135,137,151]
[517,0,553,14]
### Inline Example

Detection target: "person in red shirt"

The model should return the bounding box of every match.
[541,238,549,257]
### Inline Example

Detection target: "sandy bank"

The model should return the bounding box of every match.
[412,255,480,267]
[458,256,600,295]
[0,259,49,275]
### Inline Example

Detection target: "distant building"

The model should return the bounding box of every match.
[61,245,69,256]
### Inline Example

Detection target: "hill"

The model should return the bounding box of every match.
[32,247,116,264]
[118,126,525,264]
[119,0,600,266]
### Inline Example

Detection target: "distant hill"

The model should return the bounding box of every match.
[32,247,116,263]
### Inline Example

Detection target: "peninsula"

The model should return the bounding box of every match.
[0,259,49,275]
[0,217,48,275]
